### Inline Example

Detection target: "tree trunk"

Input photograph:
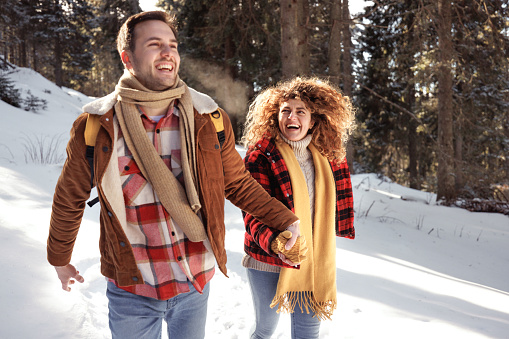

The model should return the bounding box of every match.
[280,0,310,79]
[342,0,353,97]
[407,89,419,189]
[19,30,27,68]
[437,0,456,201]
[328,0,342,85]
[224,35,236,79]
[342,0,355,171]
[54,35,63,87]
[455,113,464,193]
[32,43,37,72]
[129,0,142,13]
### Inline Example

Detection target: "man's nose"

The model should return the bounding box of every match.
[161,45,171,57]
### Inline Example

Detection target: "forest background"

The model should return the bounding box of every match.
[1,0,508,208]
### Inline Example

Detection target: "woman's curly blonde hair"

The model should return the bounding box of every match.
[242,77,356,164]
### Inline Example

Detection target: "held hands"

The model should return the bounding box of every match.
[271,228,309,267]
[54,264,84,292]
[283,220,300,250]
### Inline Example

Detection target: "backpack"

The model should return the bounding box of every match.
[84,108,226,207]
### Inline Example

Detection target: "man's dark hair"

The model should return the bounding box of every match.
[117,11,177,56]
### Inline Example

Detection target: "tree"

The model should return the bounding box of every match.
[355,0,508,200]
[355,1,432,183]
[328,0,342,85]
[280,0,310,78]
[86,0,142,96]
[25,0,94,89]
[436,0,456,201]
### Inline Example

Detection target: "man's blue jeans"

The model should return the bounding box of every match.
[106,281,210,339]
[247,268,320,339]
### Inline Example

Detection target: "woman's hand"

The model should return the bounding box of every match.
[284,220,300,250]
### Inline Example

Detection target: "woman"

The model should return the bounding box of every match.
[241,77,356,339]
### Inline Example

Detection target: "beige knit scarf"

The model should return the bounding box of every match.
[114,70,207,242]
[271,139,337,320]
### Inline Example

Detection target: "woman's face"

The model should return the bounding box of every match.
[278,98,314,141]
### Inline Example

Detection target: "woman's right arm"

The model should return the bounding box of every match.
[243,150,283,257]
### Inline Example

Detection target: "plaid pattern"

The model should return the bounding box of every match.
[242,137,355,268]
[110,105,215,300]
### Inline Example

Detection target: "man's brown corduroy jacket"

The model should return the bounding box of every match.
[47,89,298,287]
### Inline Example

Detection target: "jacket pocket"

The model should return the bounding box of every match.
[198,135,223,180]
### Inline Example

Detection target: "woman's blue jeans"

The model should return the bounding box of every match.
[106,281,209,339]
[247,268,320,339]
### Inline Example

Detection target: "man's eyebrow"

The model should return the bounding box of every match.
[144,37,178,44]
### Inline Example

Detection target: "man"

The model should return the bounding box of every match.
[47,11,300,339]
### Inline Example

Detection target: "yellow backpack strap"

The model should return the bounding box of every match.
[84,113,101,146]
[84,114,101,204]
[210,108,225,148]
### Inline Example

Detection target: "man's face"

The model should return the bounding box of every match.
[122,20,180,91]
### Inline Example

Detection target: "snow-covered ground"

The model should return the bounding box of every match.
[1,66,508,339]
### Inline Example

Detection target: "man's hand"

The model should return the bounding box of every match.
[271,229,308,267]
[278,252,299,267]
[54,264,84,292]
[284,220,300,250]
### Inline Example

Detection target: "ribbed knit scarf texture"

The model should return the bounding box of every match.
[114,70,207,242]
[271,139,337,320]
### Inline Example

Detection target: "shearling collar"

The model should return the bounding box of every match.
[82,86,219,116]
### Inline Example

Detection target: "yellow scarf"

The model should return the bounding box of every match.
[271,139,337,320]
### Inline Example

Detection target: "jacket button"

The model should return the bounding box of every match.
[215,144,219,149]
[132,277,138,282]
[286,193,290,197]
[107,211,113,217]
[105,118,109,122]
[272,160,275,163]
[102,146,109,152]
[124,166,129,171]
[120,241,126,247]
[156,129,160,134]
[177,256,182,261]
[267,152,270,156]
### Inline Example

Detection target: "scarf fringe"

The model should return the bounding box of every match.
[270,291,337,321]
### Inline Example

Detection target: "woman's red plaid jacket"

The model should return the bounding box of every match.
[242,137,355,268]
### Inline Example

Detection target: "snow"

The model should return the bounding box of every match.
[1,66,508,339]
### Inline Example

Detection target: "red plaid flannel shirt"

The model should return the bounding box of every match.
[110,105,215,300]
[242,137,355,268]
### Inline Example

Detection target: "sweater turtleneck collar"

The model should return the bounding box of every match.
[279,134,313,158]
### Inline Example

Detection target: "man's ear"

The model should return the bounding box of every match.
[120,50,132,69]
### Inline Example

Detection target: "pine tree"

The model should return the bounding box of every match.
[355,0,508,200]
[451,0,509,198]
[86,0,141,96]
[0,72,21,108]
[26,0,94,88]
[280,0,310,78]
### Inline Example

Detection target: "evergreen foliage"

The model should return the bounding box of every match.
[85,0,142,96]
[23,90,48,112]
[0,71,21,108]
[1,0,508,201]
[160,0,282,91]
[355,0,509,199]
